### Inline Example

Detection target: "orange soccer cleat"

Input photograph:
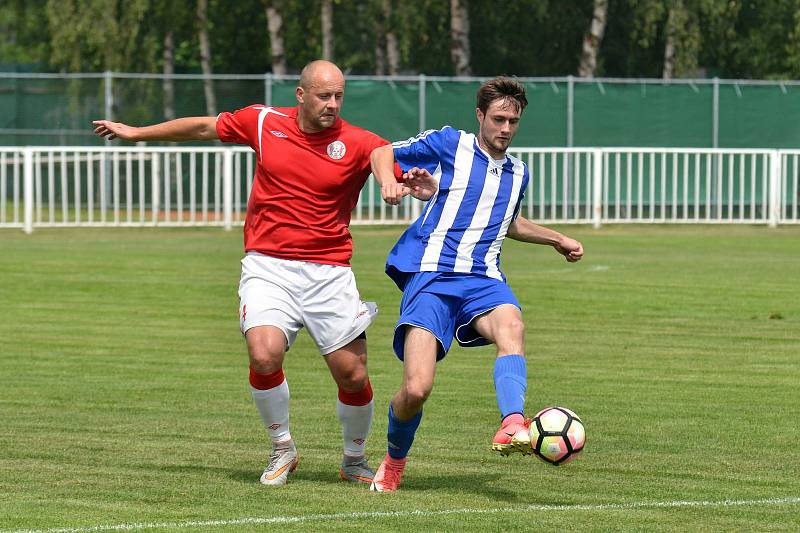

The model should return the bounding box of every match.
[369,453,407,492]
[491,413,532,456]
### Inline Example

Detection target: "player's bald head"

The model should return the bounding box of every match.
[299,60,345,90]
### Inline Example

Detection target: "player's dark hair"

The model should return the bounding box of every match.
[476,77,528,114]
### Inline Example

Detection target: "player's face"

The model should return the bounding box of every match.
[297,76,344,132]
[476,98,521,158]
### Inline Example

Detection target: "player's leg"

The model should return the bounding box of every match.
[471,304,531,455]
[324,335,375,483]
[239,254,303,485]
[246,326,301,485]
[372,326,439,493]
[302,261,378,482]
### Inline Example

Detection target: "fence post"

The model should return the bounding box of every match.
[104,71,114,209]
[151,153,160,226]
[712,77,719,149]
[223,149,233,231]
[418,73,426,133]
[264,72,272,106]
[567,75,574,148]
[768,150,781,227]
[23,148,34,234]
[592,148,603,228]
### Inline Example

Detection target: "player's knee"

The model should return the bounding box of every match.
[505,317,525,336]
[248,343,284,374]
[336,365,369,391]
[494,318,525,354]
[402,381,432,410]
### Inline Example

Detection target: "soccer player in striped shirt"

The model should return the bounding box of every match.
[368,77,584,492]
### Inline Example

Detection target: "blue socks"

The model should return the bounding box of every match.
[387,403,422,459]
[493,354,527,419]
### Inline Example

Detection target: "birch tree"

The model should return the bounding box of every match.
[264,0,287,75]
[578,0,608,78]
[450,0,471,75]
[662,0,699,78]
[196,0,216,116]
[321,0,333,61]
[374,0,399,75]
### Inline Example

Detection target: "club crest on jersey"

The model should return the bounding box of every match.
[270,130,288,138]
[327,140,346,160]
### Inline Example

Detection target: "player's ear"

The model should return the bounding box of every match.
[296,86,305,105]
[476,107,484,123]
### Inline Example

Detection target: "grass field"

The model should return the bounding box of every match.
[1,224,799,532]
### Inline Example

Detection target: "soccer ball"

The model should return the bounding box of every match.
[529,407,585,465]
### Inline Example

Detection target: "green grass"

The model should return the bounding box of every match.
[1,225,799,532]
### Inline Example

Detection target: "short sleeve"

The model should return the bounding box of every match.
[215,105,263,148]
[391,126,454,175]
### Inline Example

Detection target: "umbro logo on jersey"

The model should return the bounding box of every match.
[270,130,288,138]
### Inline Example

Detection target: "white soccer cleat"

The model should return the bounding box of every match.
[259,440,300,486]
[339,455,374,484]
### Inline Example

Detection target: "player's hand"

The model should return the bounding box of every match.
[554,237,583,262]
[404,167,438,201]
[381,181,409,205]
[92,120,139,141]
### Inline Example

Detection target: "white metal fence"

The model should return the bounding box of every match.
[1,146,798,233]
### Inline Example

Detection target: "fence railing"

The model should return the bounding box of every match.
[1,146,798,233]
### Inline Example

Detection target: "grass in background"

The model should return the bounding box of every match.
[1,225,799,532]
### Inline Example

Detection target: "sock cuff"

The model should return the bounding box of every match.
[388,402,422,428]
[338,380,373,406]
[493,354,526,377]
[249,366,285,390]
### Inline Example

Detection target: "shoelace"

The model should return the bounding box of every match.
[344,458,369,470]
[267,448,293,471]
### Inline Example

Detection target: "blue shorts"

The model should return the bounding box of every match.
[393,272,521,361]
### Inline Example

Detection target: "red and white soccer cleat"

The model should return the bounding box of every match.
[369,453,407,492]
[491,413,532,456]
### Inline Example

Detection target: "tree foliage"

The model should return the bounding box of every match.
[2,0,800,79]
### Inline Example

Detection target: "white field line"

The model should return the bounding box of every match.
[4,496,800,533]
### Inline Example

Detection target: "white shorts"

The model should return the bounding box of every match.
[238,252,378,355]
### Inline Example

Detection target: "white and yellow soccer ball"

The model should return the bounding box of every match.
[530,406,585,465]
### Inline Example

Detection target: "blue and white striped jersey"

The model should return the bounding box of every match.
[386,126,529,289]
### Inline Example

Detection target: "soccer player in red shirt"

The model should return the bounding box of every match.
[93,60,390,486]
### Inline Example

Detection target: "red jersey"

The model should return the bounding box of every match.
[216,105,388,266]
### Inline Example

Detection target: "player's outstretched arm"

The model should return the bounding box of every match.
[370,144,408,205]
[92,117,219,142]
[507,215,584,262]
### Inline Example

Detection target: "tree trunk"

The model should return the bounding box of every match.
[162,30,175,120]
[375,0,399,75]
[321,0,333,61]
[663,0,698,78]
[450,0,471,76]
[663,18,676,79]
[578,0,608,78]
[264,0,286,75]
[196,0,216,116]
[663,0,682,79]
[375,28,386,75]
[385,0,399,75]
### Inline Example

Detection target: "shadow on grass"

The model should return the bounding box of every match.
[222,465,522,502]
